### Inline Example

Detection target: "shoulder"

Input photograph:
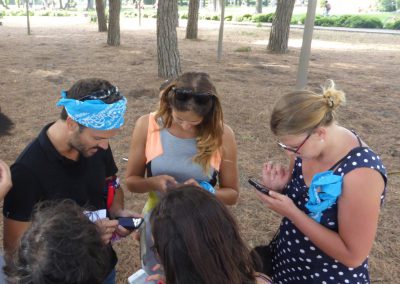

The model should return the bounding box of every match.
[222,123,236,141]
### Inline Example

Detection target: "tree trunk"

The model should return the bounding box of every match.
[87,0,94,10]
[26,0,31,35]
[256,0,262,13]
[0,0,9,9]
[107,0,121,46]
[186,0,199,39]
[267,0,295,53]
[96,0,108,32]
[59,0,63,9]
[157,0,181,78]
[217,0,225,62]
[213,0,217,12]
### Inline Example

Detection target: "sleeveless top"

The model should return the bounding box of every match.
[271,133,387,284]
[142,113,221,213]
[140,113,221,277]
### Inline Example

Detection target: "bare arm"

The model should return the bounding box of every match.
[0,160,12,200]
[257,167,384,267]
[3,218,31,260]
[125,115,176,194]
[215,125,239,205]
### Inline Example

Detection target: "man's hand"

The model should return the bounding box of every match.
[112,209,143,238]
[95,218,118,244]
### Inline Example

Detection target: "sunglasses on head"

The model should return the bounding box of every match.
[172,87,214,105]
[79,86,121,102]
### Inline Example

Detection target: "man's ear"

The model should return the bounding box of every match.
[66,117,79,132]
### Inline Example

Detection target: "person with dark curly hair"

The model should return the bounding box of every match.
[4,200,111,284]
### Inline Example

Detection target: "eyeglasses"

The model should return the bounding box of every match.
[79,86,121,102]
[172,87,214,105]
[277,132,312,154]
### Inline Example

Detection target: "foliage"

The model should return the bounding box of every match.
[313,15,384,29]
[291,14,306,24]
[211,15,220,21]
[181,13,188,19]
[377,0,397,12]
[225,15,233,21]
[0,10,5,18]
[252,13,274,23]
[383,17,400,29]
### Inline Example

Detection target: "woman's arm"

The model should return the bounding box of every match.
[257,167,384,267]
[216,124,239,205]
[125,114,176,194]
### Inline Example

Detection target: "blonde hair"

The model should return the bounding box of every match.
[155,72,224,173]
[270,80,346,136]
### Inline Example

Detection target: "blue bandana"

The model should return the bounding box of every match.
[56,91,127,130]
[305,171,342,223]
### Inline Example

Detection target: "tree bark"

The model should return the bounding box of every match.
[87,0,94,10]
[96,0,108,32]
[157,0,181,79]
[217,0,225,62]
[267,0,295,53]
[0,0,9,9]
[186,0,199,39]
[107,0,121,46]
[256,0,262,13]
[59,0,63,9]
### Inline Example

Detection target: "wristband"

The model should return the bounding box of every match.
[198,181,216,195]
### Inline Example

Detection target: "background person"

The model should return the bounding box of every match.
[3,78,138,284]
[125,72,239,275]
[254,81,387,283]
[4,200,111,284]
[148,185,271,284]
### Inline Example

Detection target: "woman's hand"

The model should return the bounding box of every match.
[151,175,177,193]
[146,264,165,283]
[255,190,298,220]
[262,162,291,192]
[183,178,200,187]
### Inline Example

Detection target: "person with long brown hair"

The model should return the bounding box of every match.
[148,185,271,284]
[125,72,239,276]
[254,81,387,283]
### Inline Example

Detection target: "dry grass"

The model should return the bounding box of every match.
[0,17,399,283]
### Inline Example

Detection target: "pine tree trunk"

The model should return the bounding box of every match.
[96,0,108,32]
[87,0,94,10]
[107,0,121,46]
[186,0,199,39]
[267,0,295,53]
[256,0,262,13]
[59,0,63,9]
[157,0,181,79]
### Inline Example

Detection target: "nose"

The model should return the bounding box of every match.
[97,140,109,150]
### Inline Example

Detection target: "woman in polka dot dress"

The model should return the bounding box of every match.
[255,81,387,283]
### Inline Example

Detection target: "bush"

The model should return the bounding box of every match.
[291,14,306,25]
[211,15,220,21]
[378,0,397,12]
[314,15,339,27]
[384,18,400,29]
[90,15,97,22]
[181,13,188,19]
[242,13,252,21]
[224,15,232,21]
[344,15,383,29]
[252,13,274,23]
[235,16,244,22]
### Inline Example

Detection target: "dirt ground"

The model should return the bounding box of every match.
[0,16,399,283]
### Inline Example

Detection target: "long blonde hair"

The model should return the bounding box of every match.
[155,72,224,173]
[270,80,346,136]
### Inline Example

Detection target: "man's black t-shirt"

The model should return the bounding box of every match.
[3,123,118,221]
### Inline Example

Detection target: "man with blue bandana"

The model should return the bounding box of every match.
[3,78,137,284]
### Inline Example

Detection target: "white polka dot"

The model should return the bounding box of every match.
[352,161,357,166]
[303,276,307,280]
[310,246,315,250]
[345,279,350,283]
[287,241,291,246]
[299,175,303,179]
[323,268,328,272]
[356,152,361,156]
[353,273,358,277]
[317,255,322,259]
[347,156,351,159]
[349,267,354,271]
[330,276,335,280]
[332,264,338,268]
[315,273,320,277]
[338,167,342,172]
[372,156,376,160]
[363,159,368,163]
[299,249,305,254]
[322,281,327,284]
[299,257,304,261]
[292,194,296,198]
[328,222,335,226]
[305,266,310,270]
[339,271,344,275]
[295,239,300,243]
[304,236,309,241]
[364,149,369,152]
[292,229,296,234]
[344,163,347,167]
[285,230,289,235]
[377,165,380,169]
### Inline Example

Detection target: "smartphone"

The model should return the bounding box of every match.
[117,217,144,231]
[248,178,270,196]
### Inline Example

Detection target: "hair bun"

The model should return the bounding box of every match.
[322,80,346,110]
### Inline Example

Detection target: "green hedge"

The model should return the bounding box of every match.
[252,13,274,23]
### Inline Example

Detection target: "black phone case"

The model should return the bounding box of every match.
[118,217,144,231]
[248,178,270,195]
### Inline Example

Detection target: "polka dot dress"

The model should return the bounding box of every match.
[271,147,387,284]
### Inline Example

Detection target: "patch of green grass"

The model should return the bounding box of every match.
[235,46,252,52]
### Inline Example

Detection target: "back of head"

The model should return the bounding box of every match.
[270,80,346,136]
[60,78,123,120]
[4,200,110,284]
[150,186,256,284]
